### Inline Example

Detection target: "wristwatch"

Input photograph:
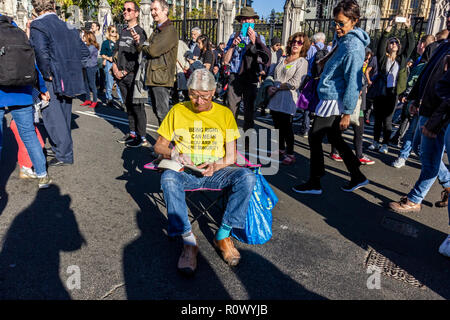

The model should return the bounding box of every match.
[275,83,281,89]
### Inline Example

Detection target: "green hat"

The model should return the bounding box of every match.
[236,7,259,21]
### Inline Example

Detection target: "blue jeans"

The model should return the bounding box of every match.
[0,106,47,176]
[160,166,256,237]
[445,125,450,226]
[407,116,450,204]
[84,67,98,102]
[104,61,123,102]
[399,113,421,159]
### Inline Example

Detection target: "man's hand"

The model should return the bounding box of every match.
[131,28,140,43]
[197,162,216,177]
[340,114,350,131]
[247,27,256,44]
[386,19,394,33]
[232,36,242,48]
[421,126,437,139]
[40,92,50,101]
[267,86,278,97]
[405,15,411,29]
[171,148,194,165]
[409,103,419,115]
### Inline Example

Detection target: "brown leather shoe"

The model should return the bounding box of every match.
[177,244,198,276]
[389,196,421,213]
[435,188,450,208]
[213,237,241,266]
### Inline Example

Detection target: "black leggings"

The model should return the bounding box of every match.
[331,117,365,159]
[270,110,294,155]
[309,115,364,181]
[373,88,397,144]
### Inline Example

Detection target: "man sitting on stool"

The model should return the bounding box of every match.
[154,69,256,276]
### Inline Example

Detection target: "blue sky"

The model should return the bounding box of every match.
[252,0,284,19]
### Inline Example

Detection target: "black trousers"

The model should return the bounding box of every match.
[309,115,364,181]
[117,72,147,138]
[373,87,397,144]
[226,73,258,131]
[270,110,294,155]
[331,117,365,159]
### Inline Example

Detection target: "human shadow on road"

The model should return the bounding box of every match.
[0,121,17,217]
[266,153,450,299]
[119,149,231,299]
[0,186,86,299]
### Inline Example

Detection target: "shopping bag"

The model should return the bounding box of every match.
[232,167,278,245]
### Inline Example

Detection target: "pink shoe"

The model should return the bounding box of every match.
[144,160,158,170]
[282,154,296,165]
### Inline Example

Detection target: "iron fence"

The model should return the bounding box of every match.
[232,22,283,44]
[172,18,218,44]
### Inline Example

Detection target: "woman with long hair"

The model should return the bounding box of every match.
[368,17,415,154]
[196,34,215,71]
[100,26,124,107]
[80,30,99,108]
[293,0,370,194]
[267,32,309,165]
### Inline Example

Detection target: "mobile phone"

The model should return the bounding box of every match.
[240,23,255,37]
[129,26,136,34]
[395,16,407,23]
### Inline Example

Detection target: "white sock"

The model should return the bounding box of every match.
[182,231,197,246]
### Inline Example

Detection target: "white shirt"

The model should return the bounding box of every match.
[386,58,399,88]
[314,99,344,117]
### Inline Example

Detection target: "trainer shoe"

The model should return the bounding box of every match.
[389,196,421,213]
[282,154,296,165]
[368,141,379,151]
[438,235,450,258]
[38,175,52,189]
[141,139,150,147]
[379,144,388,154]
[392,157,406,168]
[359,155,375,165]
[117,133,135,144]
[341,177,369,192]
[330,153,343,162]
[19,167,37,179]
[292,180,322,195]
[80,100,92,106]
[126,137,143,148]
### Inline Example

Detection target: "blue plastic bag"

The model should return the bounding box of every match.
[232,167,278,245]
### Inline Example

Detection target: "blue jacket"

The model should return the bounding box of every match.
[317,27,370,115]
[0,14,47,108]
[30,13,90,97]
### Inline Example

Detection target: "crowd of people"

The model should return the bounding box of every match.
[0,0,449,277]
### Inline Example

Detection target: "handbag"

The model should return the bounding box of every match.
[296,76,320,112]
[350,95,362,126]
[367,61,395,100]
[232,166,278,245]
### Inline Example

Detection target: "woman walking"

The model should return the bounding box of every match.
[100,26,124,108]
[80,31,99,108]
[368,17,415,154]
[267,32,309,165]
[292,0,370,194]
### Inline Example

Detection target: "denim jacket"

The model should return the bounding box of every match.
[30,13,90,97]
[317,28,370,115]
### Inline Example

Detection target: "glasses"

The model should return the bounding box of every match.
[390,40,399,45]
[290,40,303,46]
[189,93,213,101]
[331,20,348,28]
[123,8,135,13]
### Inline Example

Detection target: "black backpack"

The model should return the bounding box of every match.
[0,15,36,86]
[311,45,329,78]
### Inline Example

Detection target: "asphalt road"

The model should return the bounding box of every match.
[0,98,449,300]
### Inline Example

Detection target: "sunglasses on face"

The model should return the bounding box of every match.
[291,40,303,46]
[123,8,135,13]
[331,20,347,28]
[390,41,399,45]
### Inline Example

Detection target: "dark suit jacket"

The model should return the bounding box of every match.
[30,13,89,97]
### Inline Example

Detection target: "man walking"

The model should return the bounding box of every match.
[112,1,148,148]
[30,0,90,166]
[132,0,178,126]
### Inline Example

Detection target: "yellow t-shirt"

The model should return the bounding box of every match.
[157,101,240,165]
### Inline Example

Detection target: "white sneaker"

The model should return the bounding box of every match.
[392,157,406,168]
[19,167,37,179]
[368,142,379,151]
[438,235,450,257]
[379,144,388,154]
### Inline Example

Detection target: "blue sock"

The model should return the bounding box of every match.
[215,223,232,241]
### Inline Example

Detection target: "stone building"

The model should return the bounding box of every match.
[167,0,253,17]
